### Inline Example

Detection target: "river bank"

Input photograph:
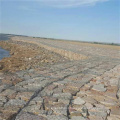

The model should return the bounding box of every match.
[0,39,68,72]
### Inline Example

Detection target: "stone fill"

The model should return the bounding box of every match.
[0,36,120,120]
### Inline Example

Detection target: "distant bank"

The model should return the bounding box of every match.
[1,33,120,46]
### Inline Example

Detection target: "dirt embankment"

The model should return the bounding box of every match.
[0,40,68,72]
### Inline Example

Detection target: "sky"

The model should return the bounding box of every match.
[0,0,120,43]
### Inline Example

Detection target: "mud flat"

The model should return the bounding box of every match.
[0,36,120,120]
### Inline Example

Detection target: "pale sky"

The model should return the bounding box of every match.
[0,0,120,43]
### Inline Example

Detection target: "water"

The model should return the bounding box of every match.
[0,34,10,40]
[0,34,10,60]
[0,48,10,60]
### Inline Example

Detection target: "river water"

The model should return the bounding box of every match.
[0,34,10,60]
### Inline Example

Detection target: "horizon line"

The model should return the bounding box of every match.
[0,33,120,45]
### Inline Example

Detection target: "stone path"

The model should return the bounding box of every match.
[0,37,120,120]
